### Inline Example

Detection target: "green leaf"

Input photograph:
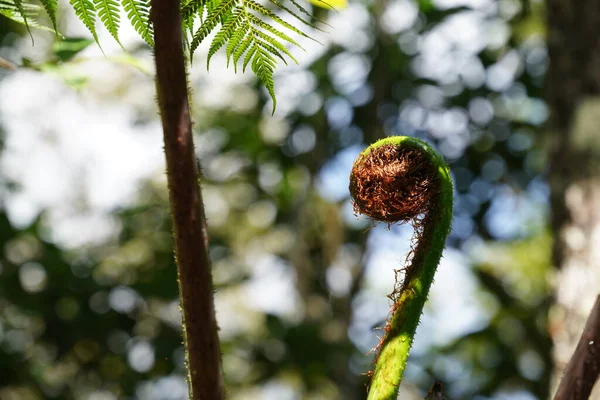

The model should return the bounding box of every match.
[180,0,317,111]
[255,38,287,65]
[251,48,276,113]
[11,0,33,39]
[93,0,122,47]
[245,0,312,40]
[267,0,327,31]
[284,0,326,27]
[122,0,153,46]
[225,24,247,66]
[190,0,236,59]
[247,13,303,49]
[39,0,57,31]
[53,37,94,61]
[231,34,251,72]
[242,44,256,72]
[207,6,243,67]
[70,0,100,46]
[0,0,59,35]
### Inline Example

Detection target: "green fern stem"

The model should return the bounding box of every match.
[349,136,453,400]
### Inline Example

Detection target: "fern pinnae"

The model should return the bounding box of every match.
[182,0,316,111]
[226,25,248,66]
[282,0,332,30]
[182,14,195,53]
[232,35,251,72]
[207,6,244,68]
[0,1,40,17]
[180,0,200,18]
[267,0,328,31]
[285,0,316,20]
[190,18,218,58]
[180,0,199,38]
[205,0,221,19]
[12,0,33,40]
[244,0,312,41]
[254,30,297,64]
[39,0,57,32]
[255,38,287,65]
[190,0,236,58]
[242,44,257,72]
[70,0,100,46]
[247,14,303,50]
[121,0,153,46]
[0,0,63,35]
[251,48,276,112]
[93,0,122,47]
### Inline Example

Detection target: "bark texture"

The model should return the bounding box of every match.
[546,0,600,397]
[553,296,600,400]
[150,2,225,399]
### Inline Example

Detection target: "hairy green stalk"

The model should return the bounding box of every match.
[349,136,453,400]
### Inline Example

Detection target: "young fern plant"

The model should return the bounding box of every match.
[2,0,318,112]
[349,136,454,400]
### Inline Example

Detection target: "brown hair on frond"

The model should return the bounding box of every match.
[349,144,438,224]
[349,143,441,374]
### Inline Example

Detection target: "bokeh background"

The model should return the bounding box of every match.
[0,0,561,399]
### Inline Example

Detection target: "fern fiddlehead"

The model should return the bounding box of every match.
[349,136,453,400]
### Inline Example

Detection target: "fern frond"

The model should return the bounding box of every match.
[247,13,302,49]
[93,0,122,46]
[244,0,312,41]
[254,29,297,64]
[242,44,256,72]
[10,0,32,37]
[190,0,236,58]
[206,6,243,67]
[122,0,153,46]
[0,0,59,36]
[180,0,201,17]
[0,0,40,15]
[225,24,247,66]
[267,0,328,31]
[251,47,276,112]
[231,34,251,72]
[70,0,100,46]
[39,0,57,31]
[255,37,287,65]
[184,0,320,110]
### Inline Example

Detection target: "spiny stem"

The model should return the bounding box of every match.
[151,2,225,399]
[349,136,453,400]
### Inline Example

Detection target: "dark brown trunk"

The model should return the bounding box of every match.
[150,3,225,399]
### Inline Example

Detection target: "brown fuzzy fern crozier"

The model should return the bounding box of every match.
[350,144,438,223]
[349,137,453,400]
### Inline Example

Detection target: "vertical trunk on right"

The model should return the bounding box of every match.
[546,0,600,397]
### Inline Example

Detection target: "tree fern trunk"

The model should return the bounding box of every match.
[150,2,225,399]
[546,0,600,397]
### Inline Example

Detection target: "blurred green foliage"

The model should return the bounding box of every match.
[0,0,553,399]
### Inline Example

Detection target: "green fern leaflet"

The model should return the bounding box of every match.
[2,0,321,111]
[93,0,122,47]
[122,0,153,46]
[39,0,57,30]
[70,0,100,46]
[0,0,63,37]
[191,0,319,112]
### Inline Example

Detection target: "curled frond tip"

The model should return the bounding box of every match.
[349,138,439,224]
